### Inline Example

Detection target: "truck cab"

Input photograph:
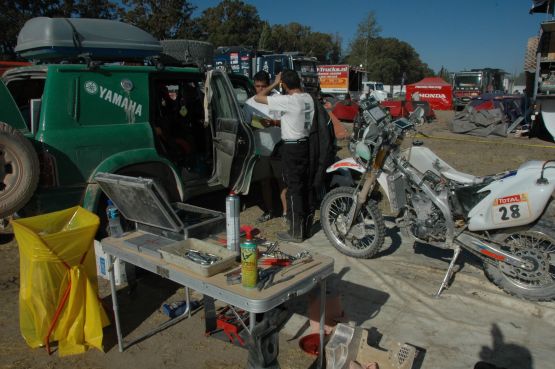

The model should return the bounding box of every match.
[0,17,256,220]
[362,81,388,102]
[214,47,320,94]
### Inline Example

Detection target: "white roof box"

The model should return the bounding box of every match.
[15,17,162,61]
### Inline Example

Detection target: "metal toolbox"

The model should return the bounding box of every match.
[95,173,225,241]
[158,238,237,277]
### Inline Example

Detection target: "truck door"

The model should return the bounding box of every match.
[0,80,28,131]
[205,70,256,194]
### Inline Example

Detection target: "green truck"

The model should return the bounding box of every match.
[0,17,257,228]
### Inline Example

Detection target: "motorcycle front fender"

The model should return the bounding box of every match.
[326,157,366,174]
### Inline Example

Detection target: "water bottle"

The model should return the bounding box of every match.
[106,199,123,238]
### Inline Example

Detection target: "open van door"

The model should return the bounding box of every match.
[205,70,256,194]
[0,80,28,131]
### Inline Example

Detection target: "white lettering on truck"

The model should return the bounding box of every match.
[92,83,142,117]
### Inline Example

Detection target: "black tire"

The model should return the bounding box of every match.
[320,186,385,258]
[483,219,555,301]
[0,122,39,218]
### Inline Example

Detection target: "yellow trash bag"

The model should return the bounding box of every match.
[12,206,110,356]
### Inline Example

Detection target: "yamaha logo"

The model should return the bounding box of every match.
[84,81,98,95]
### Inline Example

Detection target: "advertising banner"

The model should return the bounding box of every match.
[318,65,349,93]
[406,77,453,110]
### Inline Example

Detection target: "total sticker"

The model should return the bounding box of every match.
[492,193,530,224]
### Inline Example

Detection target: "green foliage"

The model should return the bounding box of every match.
[120,0,196,40]
[195,0,263,47]
[347,13,433,85]
[261,23,341,63]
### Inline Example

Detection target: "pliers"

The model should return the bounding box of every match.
[257,266,281,291]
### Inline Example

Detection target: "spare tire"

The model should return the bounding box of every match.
[0,122,39,218]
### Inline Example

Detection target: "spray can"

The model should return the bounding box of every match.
[240,226,257,288]
[226,192,240,253]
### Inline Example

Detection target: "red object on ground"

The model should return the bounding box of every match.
[380,100,405,118]
[474,100,495,110]
[406,77,453,110]
[332,100,359,122]
[380,100,436,121]
[299,333,322,356]
[329,112,349,139]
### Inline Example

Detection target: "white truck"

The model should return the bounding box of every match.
[361,81,388,102]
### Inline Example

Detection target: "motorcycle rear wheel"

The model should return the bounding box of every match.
[320,186,385,258]
[484,219,555,301]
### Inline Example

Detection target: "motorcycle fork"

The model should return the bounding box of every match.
[344,148,388,231]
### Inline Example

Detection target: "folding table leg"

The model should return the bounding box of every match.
[318,279,326,369]
[108,254,124,352]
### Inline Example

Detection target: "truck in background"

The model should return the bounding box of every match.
[528,20,555,140]
[213,46,319,93]
[452,68,506,110]
[361,81,388,102]
[317,65,387,101]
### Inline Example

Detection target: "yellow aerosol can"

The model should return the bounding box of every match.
[240,226,257,288]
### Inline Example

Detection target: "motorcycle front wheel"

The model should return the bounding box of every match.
[484,219,555,301]
[320,186,385,258]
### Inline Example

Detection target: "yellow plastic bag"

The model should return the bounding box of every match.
[12,206,110,356]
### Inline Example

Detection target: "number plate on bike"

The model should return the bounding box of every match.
[492,193,531,224]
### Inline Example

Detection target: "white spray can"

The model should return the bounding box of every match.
[226,192,240,253]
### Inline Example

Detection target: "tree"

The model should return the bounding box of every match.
[259,23,340,63]
[195,0,263,47]
[347,14,433,85]
[258,22,271,50]
[347,11,381,70]
[120,0,196,40]
[74,0,120,19]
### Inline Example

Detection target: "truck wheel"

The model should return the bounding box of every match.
[0,122,39,218]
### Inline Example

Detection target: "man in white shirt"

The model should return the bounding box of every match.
[255,70,315,242]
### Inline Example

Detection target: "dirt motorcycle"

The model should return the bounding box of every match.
[320,97,555,301]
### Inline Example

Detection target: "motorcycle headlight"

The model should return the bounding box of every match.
[356,142,371,162]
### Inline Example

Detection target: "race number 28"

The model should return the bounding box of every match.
[493,202,530,224]
[498,204,520,220]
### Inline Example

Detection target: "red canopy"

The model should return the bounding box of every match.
[406,77,453,110]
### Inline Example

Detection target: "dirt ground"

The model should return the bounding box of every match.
[0,110,554,369]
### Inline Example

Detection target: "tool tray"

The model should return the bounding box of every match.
[158,238,236,277]
[95,173,225,241]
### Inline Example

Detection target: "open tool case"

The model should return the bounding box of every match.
[95,173,232,276]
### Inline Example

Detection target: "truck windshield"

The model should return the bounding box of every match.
[293,61,317,73]
[364,83,384,91]
[455,75,481,89]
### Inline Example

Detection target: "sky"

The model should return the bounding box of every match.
[190,0,551,75]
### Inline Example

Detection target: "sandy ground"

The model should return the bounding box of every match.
[0,110,554,368]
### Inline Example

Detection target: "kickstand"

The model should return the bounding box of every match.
[434,245,462,298]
